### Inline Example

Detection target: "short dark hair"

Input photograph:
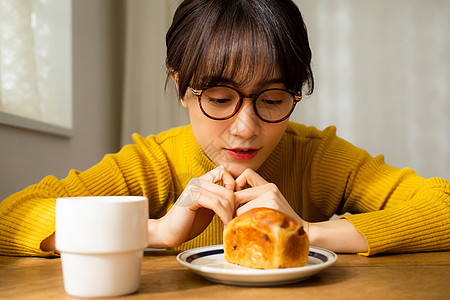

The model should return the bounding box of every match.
[166,0,314,99]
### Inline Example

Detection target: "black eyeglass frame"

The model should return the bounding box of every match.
[190,85,302,123]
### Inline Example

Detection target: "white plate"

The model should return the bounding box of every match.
[177,244,337,286]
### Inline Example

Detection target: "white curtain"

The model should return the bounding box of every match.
[120,0,188,146]
[0,0,66,127]
[291,0,449,180]
[121,0,449,180]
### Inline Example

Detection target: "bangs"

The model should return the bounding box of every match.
[189,13,279,91]
[167,0,313,99]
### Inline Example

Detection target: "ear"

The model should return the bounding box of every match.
[170,71,179,89]
[180,97,188,109]
[170,71,188,108]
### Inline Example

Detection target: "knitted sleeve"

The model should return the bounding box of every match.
[341,166,450,256]
[0,134,173,257]
[309,126,450,256]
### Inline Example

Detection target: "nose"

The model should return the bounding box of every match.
[229,98,262,139]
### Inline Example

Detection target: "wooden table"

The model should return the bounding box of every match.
[1,250,449,299]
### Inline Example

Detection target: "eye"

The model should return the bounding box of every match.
[260,99,283,105]
[207,97,232,104]
[258,90,291,106]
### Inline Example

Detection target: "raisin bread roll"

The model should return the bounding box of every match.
[223,207,309,269]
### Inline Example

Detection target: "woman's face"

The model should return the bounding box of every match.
[179,77,290,178]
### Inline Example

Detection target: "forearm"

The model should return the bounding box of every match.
[308,218,368,253]
[146,210,199,249]
[146,206,216,249]
[147,218,172,248]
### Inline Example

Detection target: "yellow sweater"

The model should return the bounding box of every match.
[1,122,449,257]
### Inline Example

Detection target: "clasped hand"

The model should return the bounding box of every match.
[148,166,306,248]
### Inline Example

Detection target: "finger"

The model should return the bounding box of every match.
[234,183,278,206]
[171,186,234,227]
[180,177,236,220]
[235,168,267,191]
[176,179,234,209]
[235,188,284,216]
[201,166,236,191]
[192,186,234,212]
[219,166,236,191]
[235,198,269,216]
[235,198,301,224]
[234,182,304,223]
[195,192,234,225]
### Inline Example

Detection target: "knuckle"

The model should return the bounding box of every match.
[267,183,278,193]
[243,168,254,175]
[206,171,216,179]
[205,166,224,182]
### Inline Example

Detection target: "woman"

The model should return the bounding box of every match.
[1,0,449,257]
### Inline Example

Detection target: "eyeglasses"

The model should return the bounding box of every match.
[190,85,302,123]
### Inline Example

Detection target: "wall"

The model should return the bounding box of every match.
[0,0,122,201]
[291,0,449,180]
[120,0,188,146]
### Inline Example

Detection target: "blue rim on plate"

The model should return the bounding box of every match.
[177,244,337,286]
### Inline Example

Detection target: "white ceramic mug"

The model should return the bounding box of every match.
[56,196,149,298]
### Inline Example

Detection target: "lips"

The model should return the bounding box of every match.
[225,148,259,160]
